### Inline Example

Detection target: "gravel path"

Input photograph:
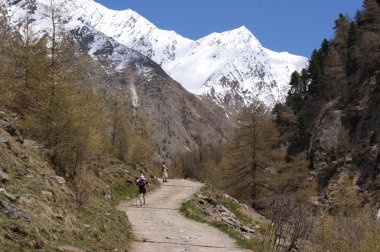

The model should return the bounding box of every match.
[118,179,249,252]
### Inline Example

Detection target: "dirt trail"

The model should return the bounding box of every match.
[118,179,249,252]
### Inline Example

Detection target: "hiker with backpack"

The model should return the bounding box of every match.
[162,161,169,183]
[136,174,148,206]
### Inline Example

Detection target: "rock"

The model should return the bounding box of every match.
[104,194,112,202]
[344,155,353,163]
[23,139,42,149]
[308,110,342,166]
[0,120,23,143]
[0,169,10,182]
[203,197,217,206]
[223,193,239,203]
[34,240,44,249]
[216,205,229,213]
[54,213,65,221]
[0,188,18,201]
[221,216,239,226]
[41,190,54,201]
[51,176,66,185]
[1,200,30,222]
[377,209,380,220]
[58,245,86,252]
[3,191,18,201]
[10,225,29,236]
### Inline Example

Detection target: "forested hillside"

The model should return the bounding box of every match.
[175,1,380,251]
[0,4,157,251]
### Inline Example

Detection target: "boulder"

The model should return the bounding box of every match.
[51,175,66,185]
[58,245,86,252]
[0,169,10,182]
[104,194,112,202]
[0,120,24,143]
[41,190,54,201]
[3,191,18,201]
[23,139,42,149]
[1,200,30,222]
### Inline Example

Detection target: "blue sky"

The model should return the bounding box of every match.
[95,0,363,58]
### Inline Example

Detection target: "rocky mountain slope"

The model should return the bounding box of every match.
[82,4,307,109]
[0,111,154,251]
[1,0,307,109]
[308,71,380,205]
[0,0,233,157]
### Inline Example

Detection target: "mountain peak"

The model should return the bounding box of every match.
[232,25,250,34]
[197,25,261,49]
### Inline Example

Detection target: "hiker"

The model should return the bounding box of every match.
[162,161,169,183]
[136,174,148,206]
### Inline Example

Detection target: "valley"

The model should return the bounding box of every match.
[0,0,380,251]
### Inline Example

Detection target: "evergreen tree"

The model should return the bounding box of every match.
[357,0,380,73]
[361,0,380,32]
[333,14,350,53]
[345,21,360,74]
[307,39,330,98]
[286,70,308,113]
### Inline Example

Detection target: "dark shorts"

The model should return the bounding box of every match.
[139,186,146,194]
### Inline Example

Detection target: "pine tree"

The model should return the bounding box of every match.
[307,39,330,98]
[345,21,360,74]
[333,14,350,53]
[286,71,307,113]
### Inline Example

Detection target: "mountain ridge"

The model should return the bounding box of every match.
[0,0,307,109]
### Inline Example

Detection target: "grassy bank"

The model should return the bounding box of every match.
[180,184,266,250]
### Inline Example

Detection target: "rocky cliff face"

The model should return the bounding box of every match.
[104,62,232,159]
[308,71,380,204]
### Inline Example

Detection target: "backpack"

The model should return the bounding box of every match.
[137,178,146,187]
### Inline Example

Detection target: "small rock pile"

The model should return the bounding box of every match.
[195,194,257,239]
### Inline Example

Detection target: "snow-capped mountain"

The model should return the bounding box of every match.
[0,0,234,157]
[63,0,307,108]
[0,0,307,109]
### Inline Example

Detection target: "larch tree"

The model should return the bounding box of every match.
[333,13,350,54]
[227,102,278,207]
[358,0,380,72]
[109,88,134,161]
[322,45,347,100]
